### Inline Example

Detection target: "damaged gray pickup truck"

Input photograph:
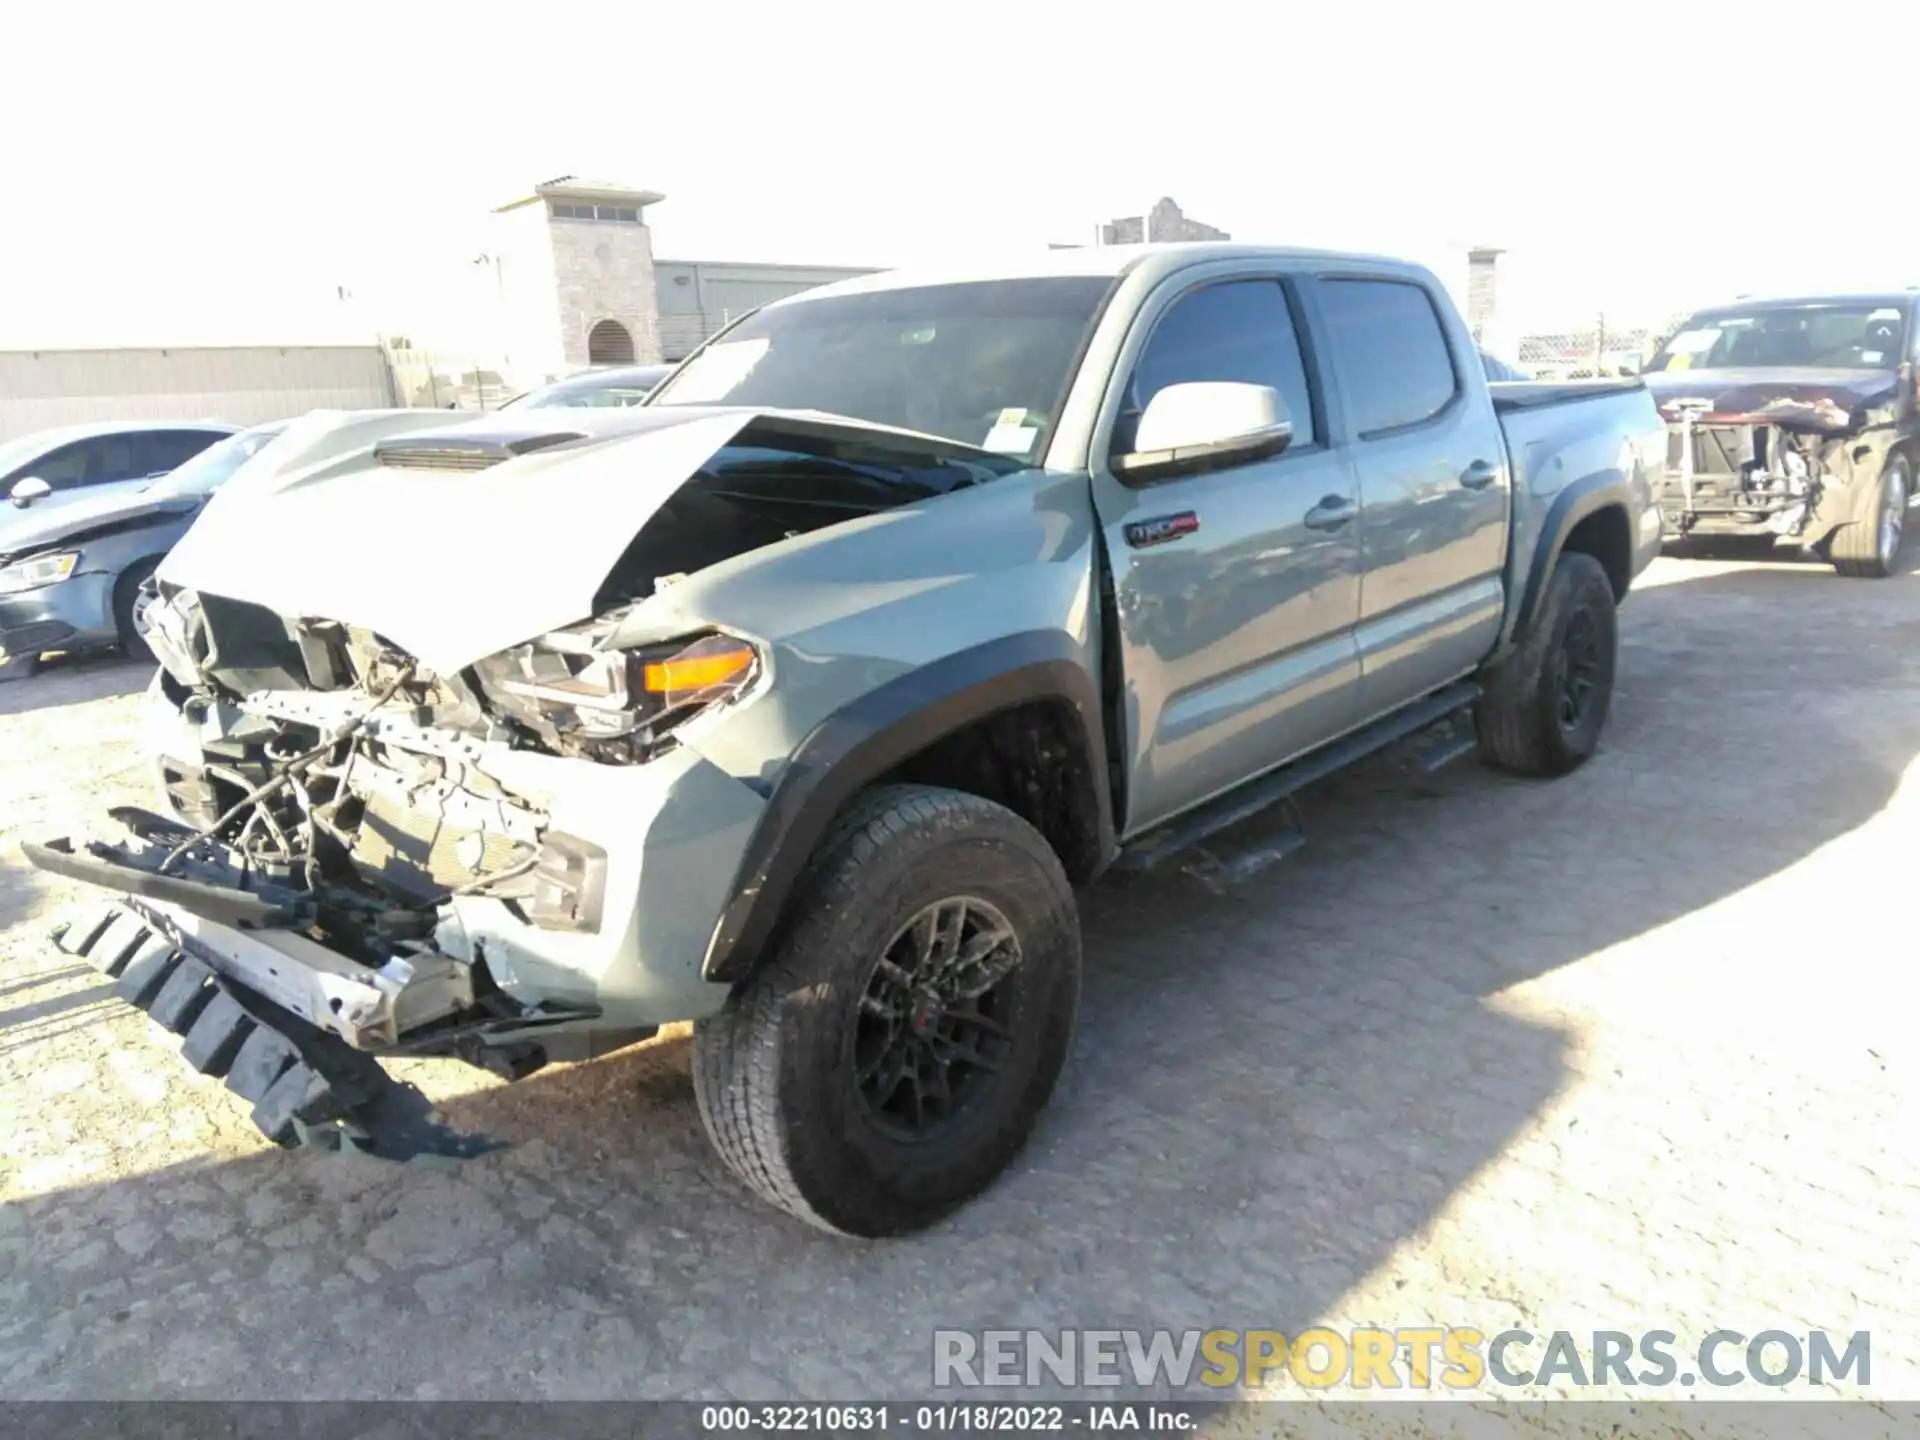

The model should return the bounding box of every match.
[30,245,1665,1236]
[1644,292,1920,576]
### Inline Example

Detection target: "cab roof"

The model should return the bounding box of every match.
[765,242,1418,310]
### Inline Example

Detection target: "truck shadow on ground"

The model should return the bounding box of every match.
[1,560,1915,1399]
[0,653,152,719]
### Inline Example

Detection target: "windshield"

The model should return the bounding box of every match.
[1647,304,1908,373]
[648,276,1117,460]
[145,424,289,498]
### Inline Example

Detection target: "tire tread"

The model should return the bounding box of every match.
[693,785,1074,1236]
[1475,551,1615,777]
[1831,456,1909,579]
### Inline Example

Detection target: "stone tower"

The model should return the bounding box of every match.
[490,177,666,385]
[1099,198,1229,246]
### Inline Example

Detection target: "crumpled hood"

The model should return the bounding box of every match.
[157,405,991,675]
[1642,367,1901,431]
[160,407,765,673]
[0,487,196,561]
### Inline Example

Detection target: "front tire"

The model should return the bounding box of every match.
[113,559,161,660]
[1831,454,1910,579]
[1475,551,1618,777]
[692,785,1081,1237]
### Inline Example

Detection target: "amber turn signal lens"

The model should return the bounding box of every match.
[642,644,754,695]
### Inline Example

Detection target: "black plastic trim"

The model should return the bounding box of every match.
[1114,680,1480,871]
[1511,473,1633,643]
[701,631,1113,982]
[24,838,296,929]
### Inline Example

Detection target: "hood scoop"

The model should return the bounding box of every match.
[374,427,587,472]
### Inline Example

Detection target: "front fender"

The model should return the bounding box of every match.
[700,630,1111,983]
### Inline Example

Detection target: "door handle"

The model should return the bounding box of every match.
[1303,494,1357,531]
[1460,459,1500,490]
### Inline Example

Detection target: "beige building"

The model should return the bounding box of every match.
[653,259,876,361]
[488,176,876,388]
[490,177,668,385]
[1099,197,1230,246]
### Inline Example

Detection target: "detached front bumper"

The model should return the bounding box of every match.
[0,572,119,660]
[43,896,486,1155]
[26,695,774,1152]
[63,676,768,1043]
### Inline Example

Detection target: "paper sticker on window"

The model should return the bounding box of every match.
[1666,329,1722,356]
[983,422,1039,457]
[996,407,1028,426]
[1863,350,1885,364]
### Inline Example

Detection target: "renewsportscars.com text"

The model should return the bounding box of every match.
[933,1328,1871,1391]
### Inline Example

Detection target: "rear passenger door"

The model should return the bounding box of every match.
[1091,272,1363,836]
[1307,274,1511,720]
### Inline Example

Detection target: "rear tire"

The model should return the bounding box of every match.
[692,784,1081,1237]
[1475,551,1618,777]
[1831,454,1909,579]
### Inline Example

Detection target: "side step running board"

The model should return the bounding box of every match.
[1114,680,1481,873]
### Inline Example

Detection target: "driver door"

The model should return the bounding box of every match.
[1089,272,1364,836]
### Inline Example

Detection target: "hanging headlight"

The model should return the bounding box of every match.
[472,623,762,760]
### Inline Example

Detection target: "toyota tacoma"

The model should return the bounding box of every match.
[29,245,1665,1236]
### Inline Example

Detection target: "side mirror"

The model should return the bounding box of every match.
[1618,352,1644,376]
[9,476,51,508]
[1114,382,1293,483]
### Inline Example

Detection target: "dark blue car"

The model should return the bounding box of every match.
[0,420,288,679]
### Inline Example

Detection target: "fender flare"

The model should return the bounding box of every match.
[701,630,1114,983]
[1506,474,1634,650]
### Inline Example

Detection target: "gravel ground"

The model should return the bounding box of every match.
[1,555,1916,1416]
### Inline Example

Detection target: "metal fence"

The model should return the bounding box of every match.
[1513,314,1688,380]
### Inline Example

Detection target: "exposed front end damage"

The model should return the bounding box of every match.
[24,405,1032,1153]
[24,610,756,1090]
[1652,375,1907,549]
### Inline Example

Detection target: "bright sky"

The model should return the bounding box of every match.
[3,0,1916,354]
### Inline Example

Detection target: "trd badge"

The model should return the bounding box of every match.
[1124,512,1201,549]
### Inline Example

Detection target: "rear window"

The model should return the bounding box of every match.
[1317,280,1459,436]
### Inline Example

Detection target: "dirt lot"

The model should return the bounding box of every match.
[2,555,1917,1403]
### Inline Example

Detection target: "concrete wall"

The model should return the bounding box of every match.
[0,346,395,440]
[653,260,877,360]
